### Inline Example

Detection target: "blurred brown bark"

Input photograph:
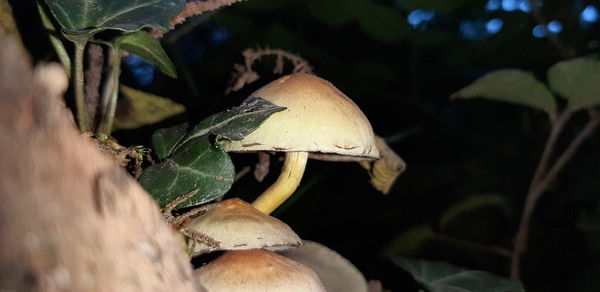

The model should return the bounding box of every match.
[0,37,197,292]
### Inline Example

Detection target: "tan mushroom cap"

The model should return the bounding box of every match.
[187,198,301,255]
[220,73,379,161]
[194,249,326,292]
[279,240,369,292]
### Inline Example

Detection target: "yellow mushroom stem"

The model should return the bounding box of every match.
[252,151,309,214]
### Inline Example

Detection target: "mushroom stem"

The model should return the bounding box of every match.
[252,151,309,214]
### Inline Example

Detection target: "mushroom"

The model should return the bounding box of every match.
[279,240,369,292]
[194,249,326,292]
[187,198,301,256]
[221,73,379,214]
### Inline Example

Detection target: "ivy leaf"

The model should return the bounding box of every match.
[43,0,184,35]
[114,31,177,78]
[357,3,409,43]
[114,85,185,131]
[140,97,284,208]
[451,69,557,118]
[547,56,600,112]
[178,97,286,148]
[138,137,235,208]
[152,123,189,161]
[393,258,525,292]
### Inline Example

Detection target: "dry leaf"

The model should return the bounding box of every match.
[226,48,313,94]
[360,135,406,194]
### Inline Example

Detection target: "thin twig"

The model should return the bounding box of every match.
[525,0,576,59]
[511,110,600,279]
[234,166,251,182]
[528,111,572,192]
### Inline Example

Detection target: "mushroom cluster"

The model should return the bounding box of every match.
[189,199,326,291]
[189,73,379,291]
[221,73,380,214]
[189,199,372,292]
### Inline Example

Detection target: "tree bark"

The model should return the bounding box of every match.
[0,36,197,292]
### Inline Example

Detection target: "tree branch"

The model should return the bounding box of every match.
[528,111,571,192]
[511,109,600,279]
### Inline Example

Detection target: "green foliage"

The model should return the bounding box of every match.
[307,0,367,27]
[152,123,189,161]
[451,69,557,117]
[114,31,177,78]
[394,258,525,292]
[358,3,409,43]
[395,0,469,12]
[439,194,510,230]
[139,97,285,208]
[138,137,234,208]
[383,225,435,257]
[114,85,185,130]
[180,97,287,145]
[547,56,600,112]
[43,0,185,35]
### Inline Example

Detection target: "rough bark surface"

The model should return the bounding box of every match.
[0,37,197,292]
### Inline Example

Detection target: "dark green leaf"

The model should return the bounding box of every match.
[139,137,235,208]
[141,97,284,207]
[439,194,510,230]
[395,0,469,12]
[43,0,184,35]
[383,225,435,257]
[178,97,286,147]
[547,56,600,112]
[152,123,189,161]
[357,3,409,43]
[114,31,177,78]
[114,85,185,131]
[393,258,525,292]
[451,69,557,117]
[307,0,368,27]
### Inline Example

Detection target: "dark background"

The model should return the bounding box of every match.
[11,0,600,290]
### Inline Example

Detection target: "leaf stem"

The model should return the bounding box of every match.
[96,48,121,139]
[527,111,571,191]
[37,2,71,78]
[74,40,91,132]
[511,110,600,279]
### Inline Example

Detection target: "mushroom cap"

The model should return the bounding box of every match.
[279,240,368,292]
[188,198,301,255]
[194,249,326,292]
[220,73,379,161]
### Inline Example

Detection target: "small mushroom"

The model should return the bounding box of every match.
[194,249,326,292]
[221,73,379,214]
[279,240,369,292]
[187,198,301,256]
